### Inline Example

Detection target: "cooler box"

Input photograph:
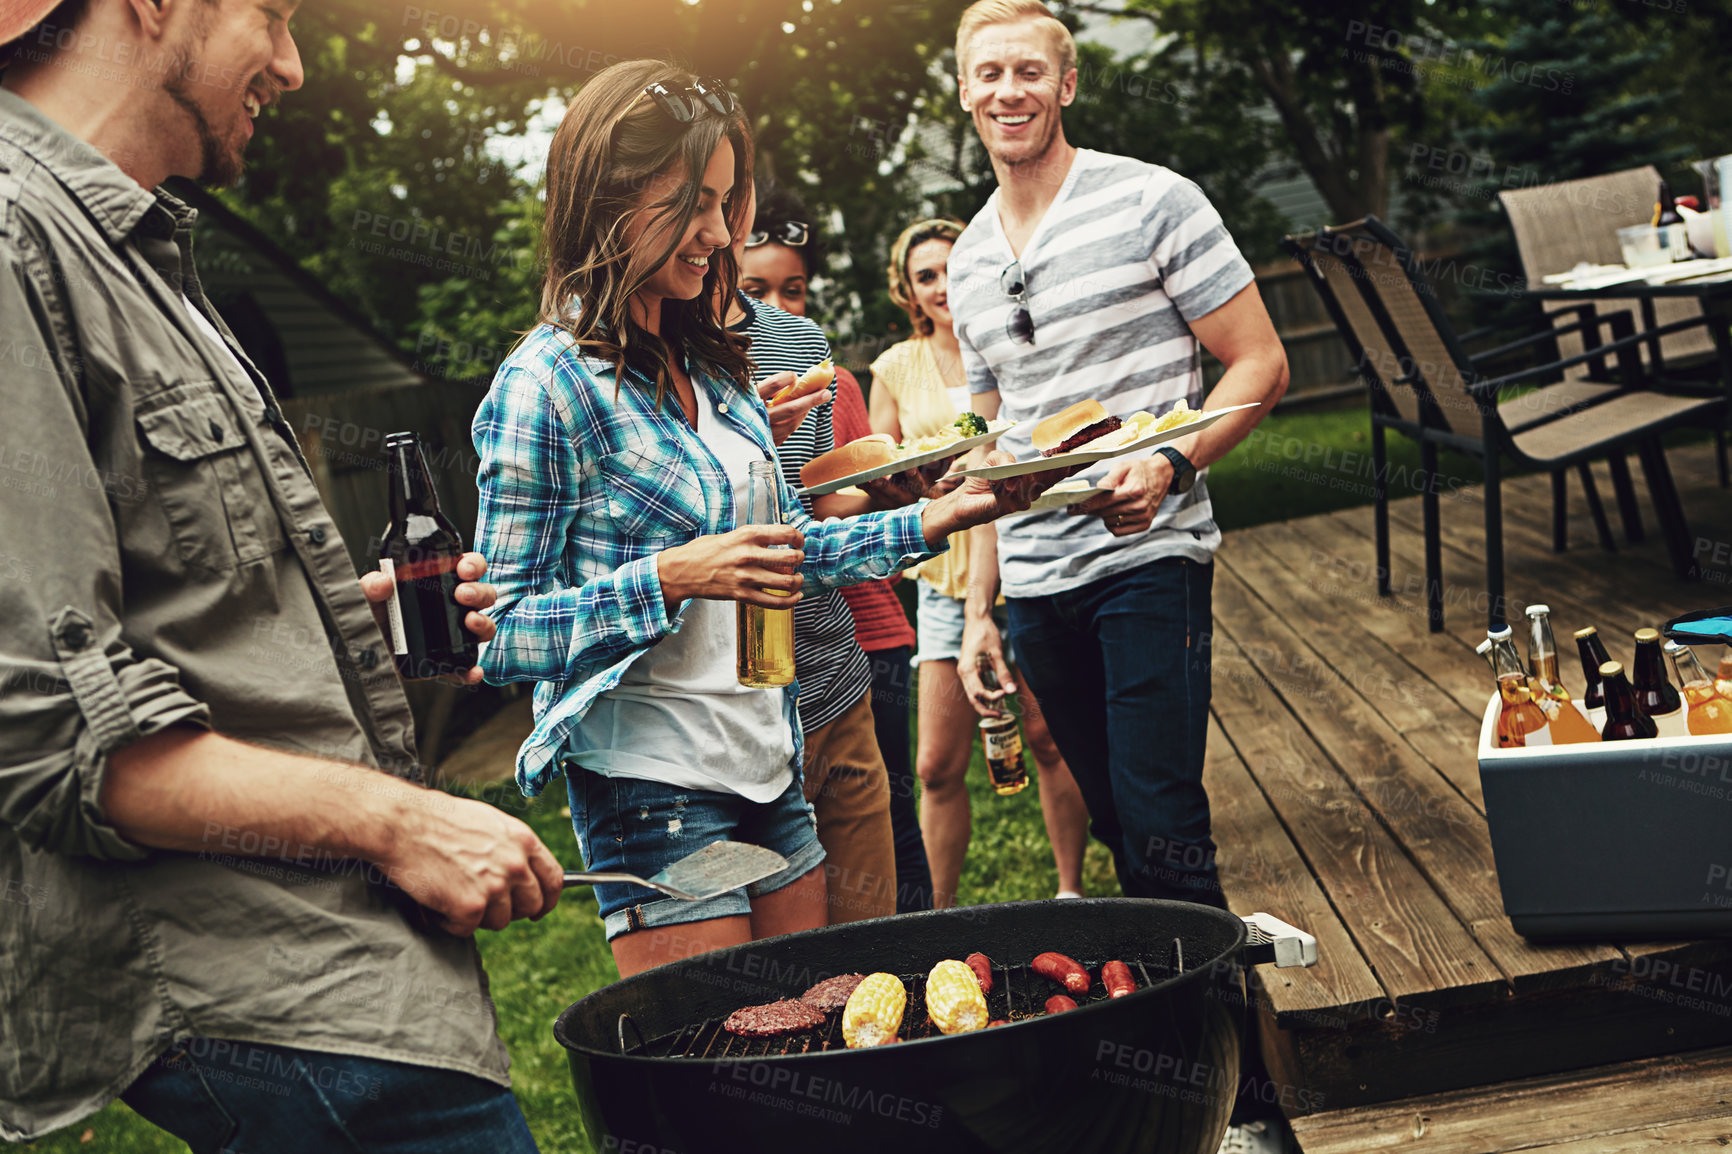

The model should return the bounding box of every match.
[1477,695,1732,940]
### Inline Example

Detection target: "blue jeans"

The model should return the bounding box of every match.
[121,1038,538,1153]
[1006,559,1224,907]
[865,644,933,912]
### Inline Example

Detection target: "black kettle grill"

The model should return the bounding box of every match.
[554,898,1316,1154]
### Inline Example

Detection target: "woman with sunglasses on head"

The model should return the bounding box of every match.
[727,181,935,916]
[472,62,1042,976]
[869,218,1090,908]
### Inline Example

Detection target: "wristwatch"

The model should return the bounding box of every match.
[1155,446,1196,494]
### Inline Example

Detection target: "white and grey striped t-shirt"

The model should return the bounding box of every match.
[733,294,870,733]
[949,149,1254,598]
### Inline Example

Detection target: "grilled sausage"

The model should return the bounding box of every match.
[1102,960,1137,999]
[1032,951,1091,995]
[1044,995,1078,1015]
[964,952,994,995]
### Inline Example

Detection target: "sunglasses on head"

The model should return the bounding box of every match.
[746,221,810,249]
[637,78,739,124]
[1001,259,1034,344]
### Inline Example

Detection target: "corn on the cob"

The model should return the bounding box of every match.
[925,960,989,1035]
[842,972,906,1048]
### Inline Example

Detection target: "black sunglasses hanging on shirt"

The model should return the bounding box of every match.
[1001,259,1034,344]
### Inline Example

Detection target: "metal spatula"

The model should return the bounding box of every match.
[563,840,791,902]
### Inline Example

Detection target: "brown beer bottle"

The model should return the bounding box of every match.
[1631,628,1687,737]
[1574,626,1610,727]
[380,432,478,679]
[1599,661,1659,741]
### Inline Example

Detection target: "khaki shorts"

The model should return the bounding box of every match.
[802,692,897,923]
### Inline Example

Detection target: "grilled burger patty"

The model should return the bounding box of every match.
[1041,416,1122,457]
[800,973,867,1012]
[723,999,827,1037]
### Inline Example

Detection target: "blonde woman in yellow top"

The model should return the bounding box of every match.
[869,218,1088,906]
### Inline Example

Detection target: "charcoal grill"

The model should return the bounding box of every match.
[555,898,1315,1154]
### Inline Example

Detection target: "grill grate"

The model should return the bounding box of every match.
[620,953,1174,1059]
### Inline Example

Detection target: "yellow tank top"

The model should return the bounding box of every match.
[869,337,992,602]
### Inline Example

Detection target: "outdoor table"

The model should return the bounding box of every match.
[1524,263,1732,376]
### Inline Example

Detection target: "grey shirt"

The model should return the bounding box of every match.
[0,88,507,1140]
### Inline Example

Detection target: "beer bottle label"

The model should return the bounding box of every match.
[982,723,1022,764]
[378,558,409,656]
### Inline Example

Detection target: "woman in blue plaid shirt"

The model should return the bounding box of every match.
[471,60,1051,977]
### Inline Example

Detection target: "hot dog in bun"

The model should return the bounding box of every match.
[800,434,897,489]
[770,358,834,407]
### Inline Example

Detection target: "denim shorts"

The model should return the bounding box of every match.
[912,581,1010,666]
[563,766,826,941]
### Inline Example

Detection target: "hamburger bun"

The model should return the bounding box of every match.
[1031,400,1109,453]
[801,434,897,488]
[771,358,835,406]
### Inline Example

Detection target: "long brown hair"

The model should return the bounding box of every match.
[539,60,754,406]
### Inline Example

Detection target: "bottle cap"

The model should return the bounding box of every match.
[1663,639,1684,653]
[1599,660,1623,678]
[1487,625,1513,640]
[1573,626,1598,638]
[1475,638,1492,654]
[1525,604,1550,617]
[1634,627,1660,643]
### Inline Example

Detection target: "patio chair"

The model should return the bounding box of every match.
[1287,217,1728,632]
[1286,228,1634,631]
[1500,166,1730,487]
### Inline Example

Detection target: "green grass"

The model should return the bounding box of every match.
[1204,401,1485,532]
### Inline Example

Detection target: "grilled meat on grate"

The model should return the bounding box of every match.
[799,973,867,1012]
[723,999,826,1038]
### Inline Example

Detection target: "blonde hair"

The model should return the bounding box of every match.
[887,218,965,338]
[954,0,1077,77]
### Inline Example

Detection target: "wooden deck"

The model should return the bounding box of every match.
[1207,439,1732,1129]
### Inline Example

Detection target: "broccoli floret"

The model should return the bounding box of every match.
[953,412,989,437]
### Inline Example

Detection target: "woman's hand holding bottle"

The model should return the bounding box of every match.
[656,526,805,614]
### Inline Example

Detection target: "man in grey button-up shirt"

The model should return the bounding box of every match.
[0,2,562,1148]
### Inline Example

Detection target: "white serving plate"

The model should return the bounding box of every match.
[798,421,1014,497]
[957,402,1261,482]
[1005,479,1112,514]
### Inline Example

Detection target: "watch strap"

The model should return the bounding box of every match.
[1156,445,1196,494]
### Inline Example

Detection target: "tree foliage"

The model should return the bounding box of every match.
[213,0,1732,379]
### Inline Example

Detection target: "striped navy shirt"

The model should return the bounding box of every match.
[949,150,1254,598]
[734,294,871,733]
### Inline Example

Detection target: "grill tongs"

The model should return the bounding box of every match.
[563,840,791,902]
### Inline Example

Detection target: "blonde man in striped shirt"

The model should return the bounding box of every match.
[949,0,1290,917]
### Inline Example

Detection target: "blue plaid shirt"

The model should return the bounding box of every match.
[472,323,942,797]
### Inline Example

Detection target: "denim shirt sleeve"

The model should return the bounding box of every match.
[472,361,674,685]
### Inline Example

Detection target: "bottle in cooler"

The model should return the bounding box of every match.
[1631,628,1688,737]
[1599,661,1659,741]
[1574,626,1611,729]
[378,431,478,680]
[1524,605,1600,744]
[1490,626,1549,748]
[736,460,795,688]
[1665,640,1732,736]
